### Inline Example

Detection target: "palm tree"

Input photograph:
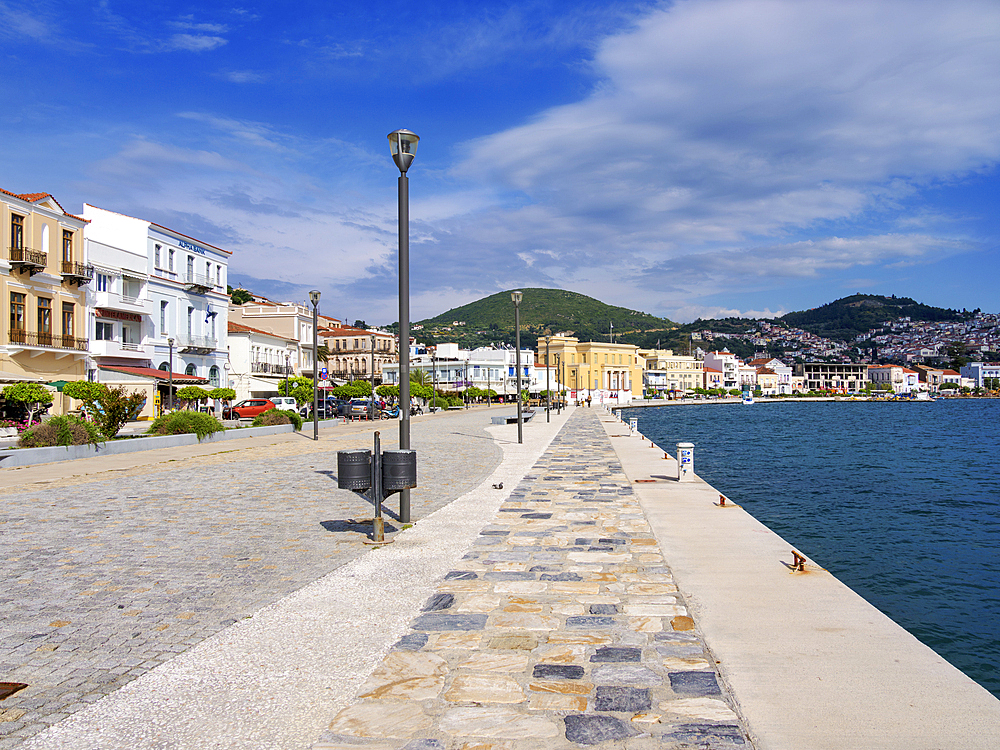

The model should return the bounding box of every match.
[316,344,331,365]
[410,369,431,386]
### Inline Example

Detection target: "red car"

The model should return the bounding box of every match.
[224,399,275,420]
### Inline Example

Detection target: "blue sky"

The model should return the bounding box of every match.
[2,0,998,324]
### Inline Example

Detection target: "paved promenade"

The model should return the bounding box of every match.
[0,410,502,748]
[317,408,747,749]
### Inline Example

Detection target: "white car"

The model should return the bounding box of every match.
[269,396,298,410]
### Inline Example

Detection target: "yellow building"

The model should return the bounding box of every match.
[538,335,644,401]
[1,190,89,410]
[638,349,703,395]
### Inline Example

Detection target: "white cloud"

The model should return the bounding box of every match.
[167,33,227,52]
[450,0,1000,277]
[216,70,266,84]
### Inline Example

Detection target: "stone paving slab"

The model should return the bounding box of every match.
[0,410,503,749]
[316,409,750,749]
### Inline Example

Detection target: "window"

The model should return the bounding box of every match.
[187,307,193,337]
[209,365,220,387]
[41,225,49,254]
[154,244,161,268]
[38,298,52,345]
[216,264,221,286]
[10,292,25,332]
[123,277,141,301]
[187,256,194,280]
[62,231,73,262]
[168,248,175,272]
[62,302,74,337]
[205,260,211,280]
[11,214,24,249]
[96,321,115,340]
[160,301,168,336]
[96,273,110,292]
[185,364,197,377]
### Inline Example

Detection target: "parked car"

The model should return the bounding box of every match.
[269,396,298,411]
[300,398,348,419]
[224,399,276,420]
[347,398,379,420]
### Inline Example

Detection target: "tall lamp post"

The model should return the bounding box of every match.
[167,337,174,412]
[511,291,523,444]
[370,334,376,420]
[545,336,550,423]
[284,353,290,398]
[309,290,320,440]
[389,128,419,524]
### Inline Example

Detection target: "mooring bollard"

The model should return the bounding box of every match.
[337,431,417,544]
[676,442,695,482]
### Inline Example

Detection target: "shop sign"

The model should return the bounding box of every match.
[96,308,142,322]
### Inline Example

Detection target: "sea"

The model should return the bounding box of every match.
[620,399,1000,698]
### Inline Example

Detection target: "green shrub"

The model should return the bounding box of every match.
[147,411,223,440]
[19,415,102,448]
[253,409,302,431]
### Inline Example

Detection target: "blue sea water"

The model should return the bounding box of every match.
[621,399,1000,697]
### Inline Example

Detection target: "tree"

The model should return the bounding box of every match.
[410,370,431,387]
[278,376,316,405]
[176,386,210,410]
[353,320,367,329]
[208,387,236,402]
[945,341,968,370]
[317,344,331,365]
[229,286,252,305]
[62,381,145,439]
[2,382,53,427]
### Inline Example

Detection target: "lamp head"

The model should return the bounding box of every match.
[167,337,174,347]
[511,291,523,305]
[309,290,321,305]
[388,129,420,173]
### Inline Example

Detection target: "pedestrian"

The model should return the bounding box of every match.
[587,396,592,408]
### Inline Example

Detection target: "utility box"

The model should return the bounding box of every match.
[676,442,695,482]
[338,449,372,491]
[629,418,638,434]
[382,450,417,492]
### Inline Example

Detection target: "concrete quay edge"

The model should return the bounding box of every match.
[601,411,1000,749]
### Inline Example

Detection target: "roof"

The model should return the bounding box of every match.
[99,365,208,383]
[703,366,723,373]
[323,326,393,338]
[756,367,776,375]
[2,188,87,223]
[228,321,297,343]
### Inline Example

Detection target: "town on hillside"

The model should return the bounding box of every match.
[2,189,998,428]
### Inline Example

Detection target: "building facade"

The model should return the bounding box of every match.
[959,362,1000,388]
[539,335,643,401]
[1,190,90,402]
[229,300,331,379]
[639,349,703,395]
[84,206,231,410]
[794,362,869,392]
[226,321,297,401]
[322,325,397,382]
[702,351,741,390]
[382,344,539,400]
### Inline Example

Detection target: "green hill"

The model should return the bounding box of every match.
[413,288,678,350]
[778,294,968,341]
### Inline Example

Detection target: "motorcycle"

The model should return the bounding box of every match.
[410,404,423,416]
[381,405,400,419]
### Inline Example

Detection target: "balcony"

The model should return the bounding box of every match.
[9,247,47,276]
[8,329,88,351]
[184,272,213,293]
[251,361,294,376]
[178,335,217,354]
[61,260,95,286]
[93,291,154,317]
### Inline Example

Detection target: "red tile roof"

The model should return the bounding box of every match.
[99,365,208,383]
[1,188,87,222]
[228,321,297,343]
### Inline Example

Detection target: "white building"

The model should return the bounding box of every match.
[960,362,1000,388]
[702,350,740,389]
[226,321,297,401]
[382,344,539,400]
[229,299,330,379]
[83,205,230,413]
[747,357,793,394]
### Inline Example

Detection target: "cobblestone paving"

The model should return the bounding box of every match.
[0,411,501,748]
[317,409,749,749]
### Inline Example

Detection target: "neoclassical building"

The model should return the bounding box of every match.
[1,190,90,407]
[538,335,644,401]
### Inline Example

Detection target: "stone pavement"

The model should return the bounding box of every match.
[0,409,502,748]
[317,408,749,749]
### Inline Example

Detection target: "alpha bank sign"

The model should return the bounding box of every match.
[178,240,208,255]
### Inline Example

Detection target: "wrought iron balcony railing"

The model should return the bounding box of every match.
[8,329,88,350]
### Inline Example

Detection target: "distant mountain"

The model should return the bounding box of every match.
[413,288,678,350]
[778,294,969,341]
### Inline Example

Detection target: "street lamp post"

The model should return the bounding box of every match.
[167,337,174,412]
[511,291,523,444]
[389,128,419,524]
[555,353,561,415]
[309,290,320,440]
[284,353,290,398]
[545,336,550,423]
[370,335,376,420]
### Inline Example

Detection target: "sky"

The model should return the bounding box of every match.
[2,0,998,324]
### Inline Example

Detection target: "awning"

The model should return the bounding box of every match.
[99,365,208,384]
